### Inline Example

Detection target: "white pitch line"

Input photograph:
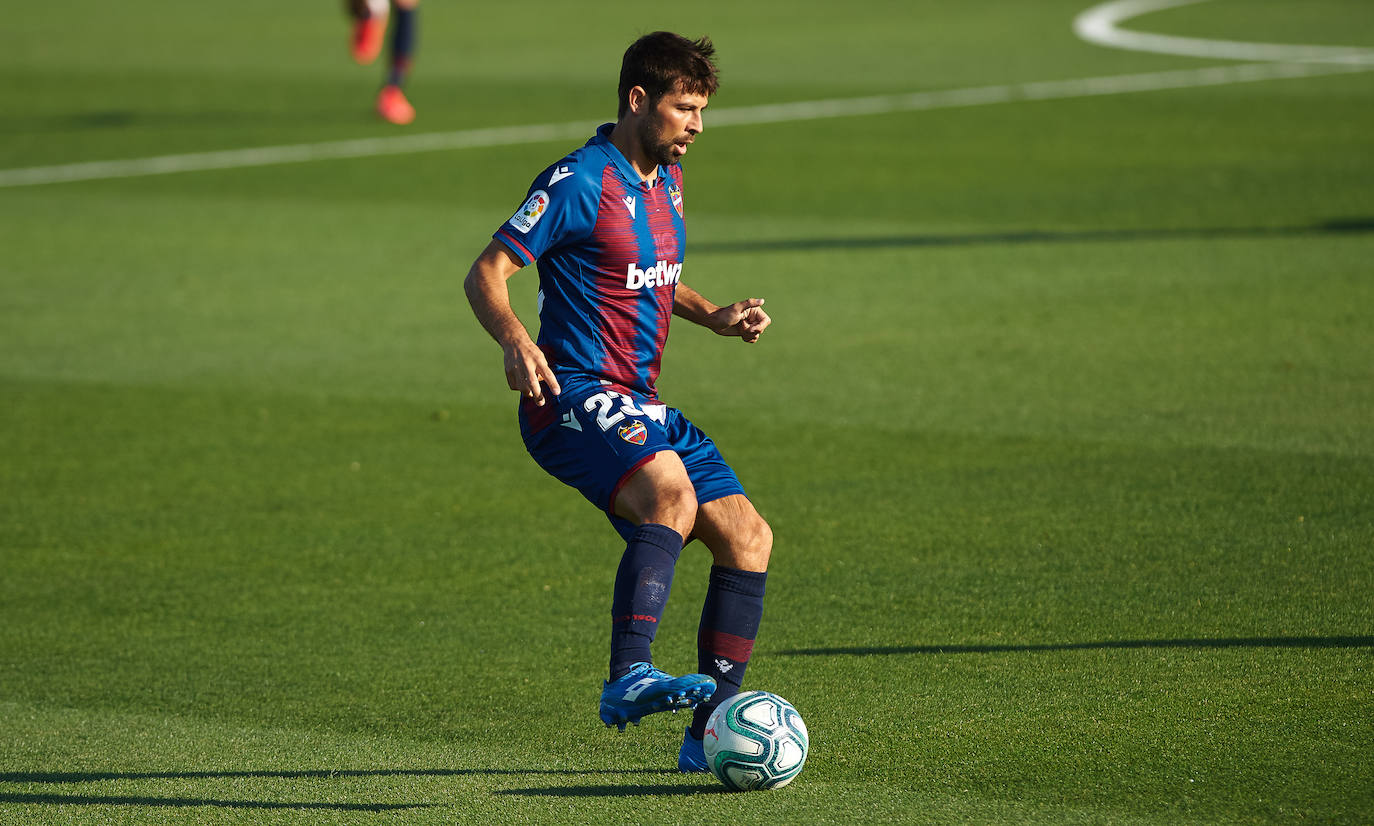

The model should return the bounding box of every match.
[3,3,1372,190]
[706,60,1369,129]
[1074,0,1374,64]
[0,120,599,189]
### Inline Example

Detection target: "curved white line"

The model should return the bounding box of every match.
[1074,0,1374,64]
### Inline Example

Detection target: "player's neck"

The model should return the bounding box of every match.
[609,120,659,184]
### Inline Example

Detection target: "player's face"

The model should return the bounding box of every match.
[637,85,708,167]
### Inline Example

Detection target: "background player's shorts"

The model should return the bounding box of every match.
[519,383,746,541]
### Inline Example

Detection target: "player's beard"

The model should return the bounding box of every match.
[638,115,685,168]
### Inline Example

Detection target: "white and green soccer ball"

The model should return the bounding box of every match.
[702,690,809,791]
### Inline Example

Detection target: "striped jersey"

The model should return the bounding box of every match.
[493,123,687,400]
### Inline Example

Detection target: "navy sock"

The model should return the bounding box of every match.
[608,523,683,681]
[690,565,767,739]
[386,7,417,87]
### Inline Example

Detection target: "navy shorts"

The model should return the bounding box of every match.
[519,383,746,541]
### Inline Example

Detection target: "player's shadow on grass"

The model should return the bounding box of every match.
[0,792,431,811]
[780,634,1374,657]
[693,217,1374,254]
[0,768,676,784]
[0,768,686,810]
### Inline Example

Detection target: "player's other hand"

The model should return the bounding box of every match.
[503,338,561,406]
[711,298,771,343]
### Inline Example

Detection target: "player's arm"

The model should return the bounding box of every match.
[463,239,562,405]
[673,283,771,344]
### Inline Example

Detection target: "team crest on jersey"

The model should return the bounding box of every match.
[668,183,683,217]
[617,420,648,445]
[509,189,549,234]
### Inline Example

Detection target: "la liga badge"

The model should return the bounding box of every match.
[617,421,648,445]
[509,189,549,234]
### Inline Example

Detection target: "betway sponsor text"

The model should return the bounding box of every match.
[625,260,682,290]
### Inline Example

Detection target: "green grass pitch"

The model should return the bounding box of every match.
[2,1,1371,823]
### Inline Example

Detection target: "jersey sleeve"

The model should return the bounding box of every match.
[492,159,599,266]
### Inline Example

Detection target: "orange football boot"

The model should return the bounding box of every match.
[376,84,415,125]
[351,14,387,65]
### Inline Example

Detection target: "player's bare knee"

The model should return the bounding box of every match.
[744,516,772,570]
[657,483,698,538]
[716,514,770,571]
[756,517,773,556]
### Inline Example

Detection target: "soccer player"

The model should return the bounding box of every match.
[346,0,420,125]
[463,32,773,773]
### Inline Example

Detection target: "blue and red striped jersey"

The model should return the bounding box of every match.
[493,123,688,400]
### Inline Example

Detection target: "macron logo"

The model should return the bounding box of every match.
[625,260,682,290]
[549,165,574,186]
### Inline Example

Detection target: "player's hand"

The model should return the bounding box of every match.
[503,338,561,406]
[710,298,771,343]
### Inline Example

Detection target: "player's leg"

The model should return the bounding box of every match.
[694,496,772,709]
[645,408,771,769]
[611,448,697,538]
[680,495,772,771]
[376,0,419,124]
[694,493,772,572]
[519,390,715,729]
[606,450,696,678]
[386,0,419,88]
[597,451,715,729]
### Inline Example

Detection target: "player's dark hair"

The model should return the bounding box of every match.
[617,32,719,118]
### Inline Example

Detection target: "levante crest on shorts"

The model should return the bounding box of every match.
[617,420,648,445]
[668,183,683,217]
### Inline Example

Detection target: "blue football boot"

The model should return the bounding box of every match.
[677,727,710,773]
[599,662,715,731]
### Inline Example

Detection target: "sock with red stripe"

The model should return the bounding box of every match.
[608,523,684,681]
[386,7,417,87]
[690,565,767,739]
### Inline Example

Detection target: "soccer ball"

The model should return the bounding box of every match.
[702,690,809,791]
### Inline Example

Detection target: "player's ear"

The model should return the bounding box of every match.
[626,85,649,116]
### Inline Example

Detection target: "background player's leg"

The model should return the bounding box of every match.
[688,494,772,740]
[387,0,418,87]
[608,450,698,679]
[376,0,419,124]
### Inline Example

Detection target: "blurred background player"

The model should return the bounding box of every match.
[347,0,420,125]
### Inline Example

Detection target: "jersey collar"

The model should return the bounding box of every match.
[589,123,667,188]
